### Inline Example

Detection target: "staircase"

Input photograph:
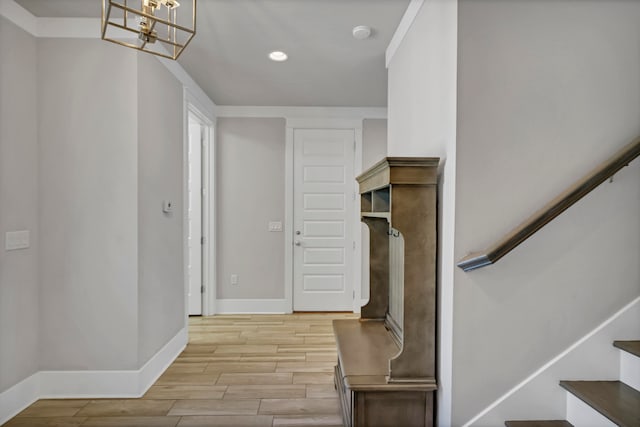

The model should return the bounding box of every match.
[505,341,640,427]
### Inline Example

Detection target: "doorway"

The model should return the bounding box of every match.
[292,128,356,311]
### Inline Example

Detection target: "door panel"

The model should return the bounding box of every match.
[293,129,355,311]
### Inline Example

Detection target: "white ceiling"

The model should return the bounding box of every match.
[14,0,410,107]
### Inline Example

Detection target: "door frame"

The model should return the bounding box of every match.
[184,89,216,318]
[284,118,364,313]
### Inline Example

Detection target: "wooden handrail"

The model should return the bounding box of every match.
[457,137,640,272]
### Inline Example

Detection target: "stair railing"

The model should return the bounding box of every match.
[457,137,640,272]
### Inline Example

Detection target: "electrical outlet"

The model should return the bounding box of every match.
[231,274,238,285]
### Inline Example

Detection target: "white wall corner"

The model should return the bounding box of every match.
[385,0,425,68]
[215,299,289,314]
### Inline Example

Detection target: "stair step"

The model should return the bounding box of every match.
[559,380,640,427]
[505,421,573,427]
[614,340,640,357]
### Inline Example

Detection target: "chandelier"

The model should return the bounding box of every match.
[101,0,196,60]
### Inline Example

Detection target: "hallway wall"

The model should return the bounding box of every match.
[137,53,186,365]
[0,15,39,392]
[37,39,140,370]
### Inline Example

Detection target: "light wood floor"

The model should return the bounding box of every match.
[4,313,357,427]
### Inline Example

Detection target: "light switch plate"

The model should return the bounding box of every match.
[269,221,283,232]
[5,230,30,251]
[163,200,173,213]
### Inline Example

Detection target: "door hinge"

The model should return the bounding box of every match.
[353,290,355,300]
[353,241,356,250]
[201,285,205,293]
[201,236,205,245]
[353,141,356,151]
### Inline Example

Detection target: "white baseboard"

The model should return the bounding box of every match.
[0,327,186,424]
[0,371,39,425]
[216,298,289,314]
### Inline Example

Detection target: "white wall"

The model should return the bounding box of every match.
[216,118,286,300]
[454,1,640,425]
[137,53,185,365]
[386,1,458,425]
[473,298,640,426]
[38,39,140,370]
[361,119,388,303]
[362,119,387,170]
[0,16,39,392]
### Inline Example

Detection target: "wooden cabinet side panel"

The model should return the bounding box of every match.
[361,217,390,319]
[389,184,437,380]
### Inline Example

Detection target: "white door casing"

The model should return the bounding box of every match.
[187,116,203,315]
[292,128,356,311]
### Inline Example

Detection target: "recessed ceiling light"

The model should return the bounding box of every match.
[352,25,372,40]
[269,51,288,62]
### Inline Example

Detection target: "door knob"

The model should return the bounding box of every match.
[295,230,301,235]
[295,241,302,246]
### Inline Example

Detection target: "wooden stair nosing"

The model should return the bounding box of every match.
[559,380,640,427]
[613,340,640,358]
[505,420,573,427]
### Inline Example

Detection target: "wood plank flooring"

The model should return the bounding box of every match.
[3,313,356,427]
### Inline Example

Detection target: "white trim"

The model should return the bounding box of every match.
[284,126,295,313]
[352,126,364,314]
[0,327,186,424]
[203,120,217,316]
[0,372,39,425]
[386,0,425,68]
[39,327,186,398]
[160,60,216,118]
[462,296,640,427]
[217,106,386,120]
[185,91,217,318]
[215,299,289,314]
[0,0,37,36]
[286,118,364,131]
[37,17,100,38]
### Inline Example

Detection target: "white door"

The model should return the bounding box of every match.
[187,117,203,315]
[293,129,355,311]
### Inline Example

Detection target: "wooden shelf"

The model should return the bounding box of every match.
[361,212,390,219]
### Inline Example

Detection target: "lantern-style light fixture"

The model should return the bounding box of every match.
[101,0,196,60]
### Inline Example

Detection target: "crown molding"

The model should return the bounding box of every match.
[386,0,424,68]
[216,105,387,120]
[0,0,37,35]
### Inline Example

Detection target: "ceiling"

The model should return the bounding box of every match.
[14,0,410,107]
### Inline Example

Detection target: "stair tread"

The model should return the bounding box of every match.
[505,421,573,427]
[614,340,640,357]
[559,380,640,427]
